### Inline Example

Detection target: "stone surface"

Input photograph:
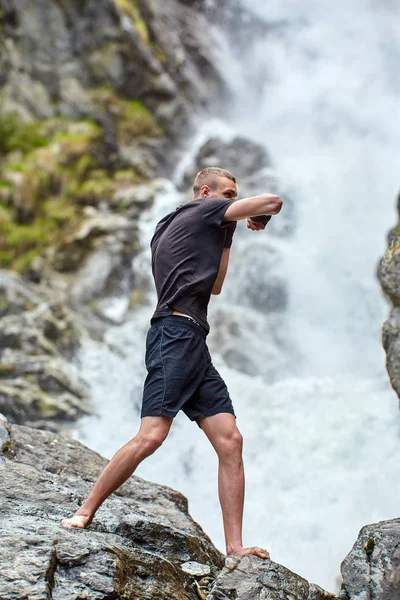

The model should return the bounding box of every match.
[341,518,400,600]
[0,270,90,431]
[379,249,400,308]
[0,420,223,599]
[0,0,224,144]
[181,560,212,578]
[207,555,338,600]
[378,192,400,402]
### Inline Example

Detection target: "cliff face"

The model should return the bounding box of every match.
[0,0,224,312]
[378,194,400,402]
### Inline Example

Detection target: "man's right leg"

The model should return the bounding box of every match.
[61,415,173,528]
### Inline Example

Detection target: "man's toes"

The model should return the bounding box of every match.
[253,546,270,559]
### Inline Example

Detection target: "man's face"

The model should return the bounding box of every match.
[202,177,238,200]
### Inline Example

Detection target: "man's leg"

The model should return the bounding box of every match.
[61,415,173,528]
[198,413,270,559]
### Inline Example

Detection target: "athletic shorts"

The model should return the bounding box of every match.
[141,315,236,427]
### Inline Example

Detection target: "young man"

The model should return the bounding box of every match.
[62,167,282,559]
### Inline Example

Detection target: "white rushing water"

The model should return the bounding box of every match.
[73,0,400,592]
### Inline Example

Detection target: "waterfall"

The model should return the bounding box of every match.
[72,0,400,592]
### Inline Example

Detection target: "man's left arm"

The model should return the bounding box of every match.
[212,222,235,295]
[212,247,231,295]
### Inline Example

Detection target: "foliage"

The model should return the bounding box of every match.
[0,112,48,154]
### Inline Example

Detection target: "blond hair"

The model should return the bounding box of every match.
[193,167,236,195]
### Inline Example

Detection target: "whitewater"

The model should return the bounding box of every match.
[72,0,400,592]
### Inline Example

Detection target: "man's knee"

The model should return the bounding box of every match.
[137,418,171,454]
[217,428,243,459]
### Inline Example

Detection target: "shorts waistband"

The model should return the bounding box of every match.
[151,315,207,338]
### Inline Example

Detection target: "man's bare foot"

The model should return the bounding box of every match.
[227,546,270,559]
[61,512,93,529]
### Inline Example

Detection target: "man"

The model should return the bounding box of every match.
[62,167,282,559]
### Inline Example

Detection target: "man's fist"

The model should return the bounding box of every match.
[247,215,271,231]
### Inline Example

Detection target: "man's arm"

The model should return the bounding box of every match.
[212,247,230,295]
[223,193,282,221]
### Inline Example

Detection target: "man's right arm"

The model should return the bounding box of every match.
[223,193,282,221]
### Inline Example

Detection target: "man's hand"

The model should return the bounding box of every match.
[247,218,266,231]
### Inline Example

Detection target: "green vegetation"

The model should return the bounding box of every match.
[0,90,161,273]
[364,537,375,555]
[0,112,48,154]
[114,0,150,44]
[118,99,161,144]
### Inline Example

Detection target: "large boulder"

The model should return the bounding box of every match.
[207,555,338,600]
[340,518,400,600]
[0,418,224,599]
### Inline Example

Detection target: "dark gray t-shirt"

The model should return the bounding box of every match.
[150,197,237,334]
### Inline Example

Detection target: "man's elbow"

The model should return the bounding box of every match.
[270,196,283,215]
[211,287,222,295]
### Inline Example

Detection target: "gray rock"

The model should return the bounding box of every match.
[379,249,400,307]
[382,306,400,402]
[378,238,400,401]
[341,518,400,600]
[0,270,89,431]
[0,0,224,145]
[181,560,212,578]
[182,136,271,190]
[111,178,168,211]
[0,422,223,599]
[207,555,338,600]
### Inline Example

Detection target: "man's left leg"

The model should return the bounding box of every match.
[198,412,270,559]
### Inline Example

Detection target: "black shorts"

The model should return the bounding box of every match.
[141,315,236,427]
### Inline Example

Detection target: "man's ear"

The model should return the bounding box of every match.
[201,185,210,198]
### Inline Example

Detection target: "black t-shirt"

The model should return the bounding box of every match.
[150,197,237,334]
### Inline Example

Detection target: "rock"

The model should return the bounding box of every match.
[0,270,82,359]
[392,546,400,597]
[378,216,400,401]
[0,422,224,599]
[0,0,224,144]
[110,178,168,212]
[0,270,90,431]
[0,269,43,317]
[379,248,400,307]
[181,560,212,578]
[340,518,400,600]
[207,555,338,600]
[382,307,400,402]
[182,136,271,189]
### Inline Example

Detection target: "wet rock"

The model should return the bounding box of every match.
[207,555,338,600]
[0,422,224,599]
[340,518,400,600]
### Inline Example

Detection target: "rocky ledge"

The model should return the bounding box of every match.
[1,415,400,599]
[378,191,400,402]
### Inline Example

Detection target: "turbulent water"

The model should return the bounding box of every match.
[73,0,400,592]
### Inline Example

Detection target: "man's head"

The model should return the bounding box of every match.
[193,167,238,200]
